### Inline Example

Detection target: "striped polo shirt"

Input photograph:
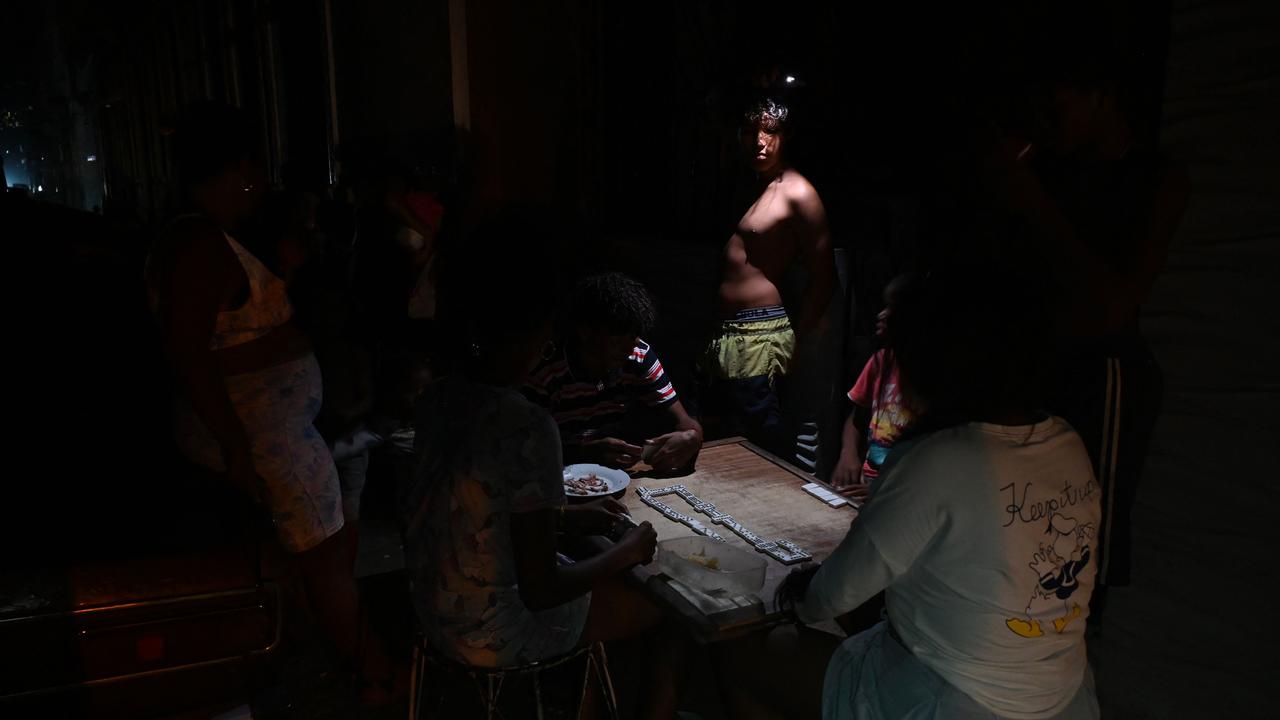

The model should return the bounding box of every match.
[523,339,677,442]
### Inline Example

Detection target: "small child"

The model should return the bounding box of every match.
[329,352,431,522]
[831,273,920,503]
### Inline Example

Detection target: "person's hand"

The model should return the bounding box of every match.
[838,482,871,502]
[617,521,658,566]
[582,437,644,469]
[774,564,821,619]
[830,454,870,502]
[644,430,701,472]
[830,453,861,489]
[566,497,630,536]
[838,481,871,503]
[783,339,808,376]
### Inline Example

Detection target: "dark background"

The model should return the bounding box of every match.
[2,0,1275,717]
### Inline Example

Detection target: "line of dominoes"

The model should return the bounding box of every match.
[637,485,812,565]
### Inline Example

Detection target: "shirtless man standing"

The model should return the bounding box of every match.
[701,97,836,456]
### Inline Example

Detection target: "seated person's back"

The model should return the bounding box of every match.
[403,375,588,666]
[400,217,664,680]
[835,417,1099,715]
[749,249,1102,720]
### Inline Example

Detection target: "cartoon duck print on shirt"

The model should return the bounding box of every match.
[1006,512,1095,638]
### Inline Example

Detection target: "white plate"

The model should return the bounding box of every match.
[563,463,630,498]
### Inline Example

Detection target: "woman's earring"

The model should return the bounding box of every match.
[469,342,481,358]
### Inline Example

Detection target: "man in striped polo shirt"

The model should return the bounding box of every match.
[524,273,703,472]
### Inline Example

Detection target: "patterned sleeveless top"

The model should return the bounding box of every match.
[209,233,293,350]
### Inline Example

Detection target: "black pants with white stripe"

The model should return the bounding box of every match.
[1050,336,1164,592]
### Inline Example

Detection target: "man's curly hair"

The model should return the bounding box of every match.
[745,97,791,134]
[571,273,658,337]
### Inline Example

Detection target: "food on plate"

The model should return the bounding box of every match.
[683,549,721,570]
[565,472,610,496]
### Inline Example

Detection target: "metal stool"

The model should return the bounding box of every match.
[407,640,620,720]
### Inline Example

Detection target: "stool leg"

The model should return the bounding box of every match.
[483,672,504,720]
[533,670,545,720]
[592,643,620,720]
[407,644,421,720]
[577,652,592,720]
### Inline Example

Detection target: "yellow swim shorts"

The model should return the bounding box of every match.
[701,305,795,386]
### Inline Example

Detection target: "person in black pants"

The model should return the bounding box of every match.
[985,43,1188,603]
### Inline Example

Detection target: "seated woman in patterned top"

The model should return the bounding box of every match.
[401,215,686,718]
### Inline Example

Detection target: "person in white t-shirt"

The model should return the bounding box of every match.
[717,258,1101,719]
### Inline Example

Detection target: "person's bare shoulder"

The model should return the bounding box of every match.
[782,169,820,200]
[164,216,238,275]
[782,170,827,233]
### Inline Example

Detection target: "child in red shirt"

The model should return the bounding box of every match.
[831,274,920,503]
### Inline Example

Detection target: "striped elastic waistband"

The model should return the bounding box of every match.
[729,305,787,322]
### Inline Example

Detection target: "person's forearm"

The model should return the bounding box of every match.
[170,342,250,458]
[409,226,437,270]
[838,414,862,466]
[561,503,633,536]
[515,509,648,610]
[526,545,638,610]
[411,242,435,271]
[796,528,894,623]
[387,198,436,240]
[675,415,703,441]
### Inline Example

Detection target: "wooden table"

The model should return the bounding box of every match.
[599,437,857,643]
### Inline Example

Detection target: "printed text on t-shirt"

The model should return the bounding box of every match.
[1000,477,1098,528]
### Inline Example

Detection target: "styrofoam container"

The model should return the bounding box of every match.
[656,536,767,596]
